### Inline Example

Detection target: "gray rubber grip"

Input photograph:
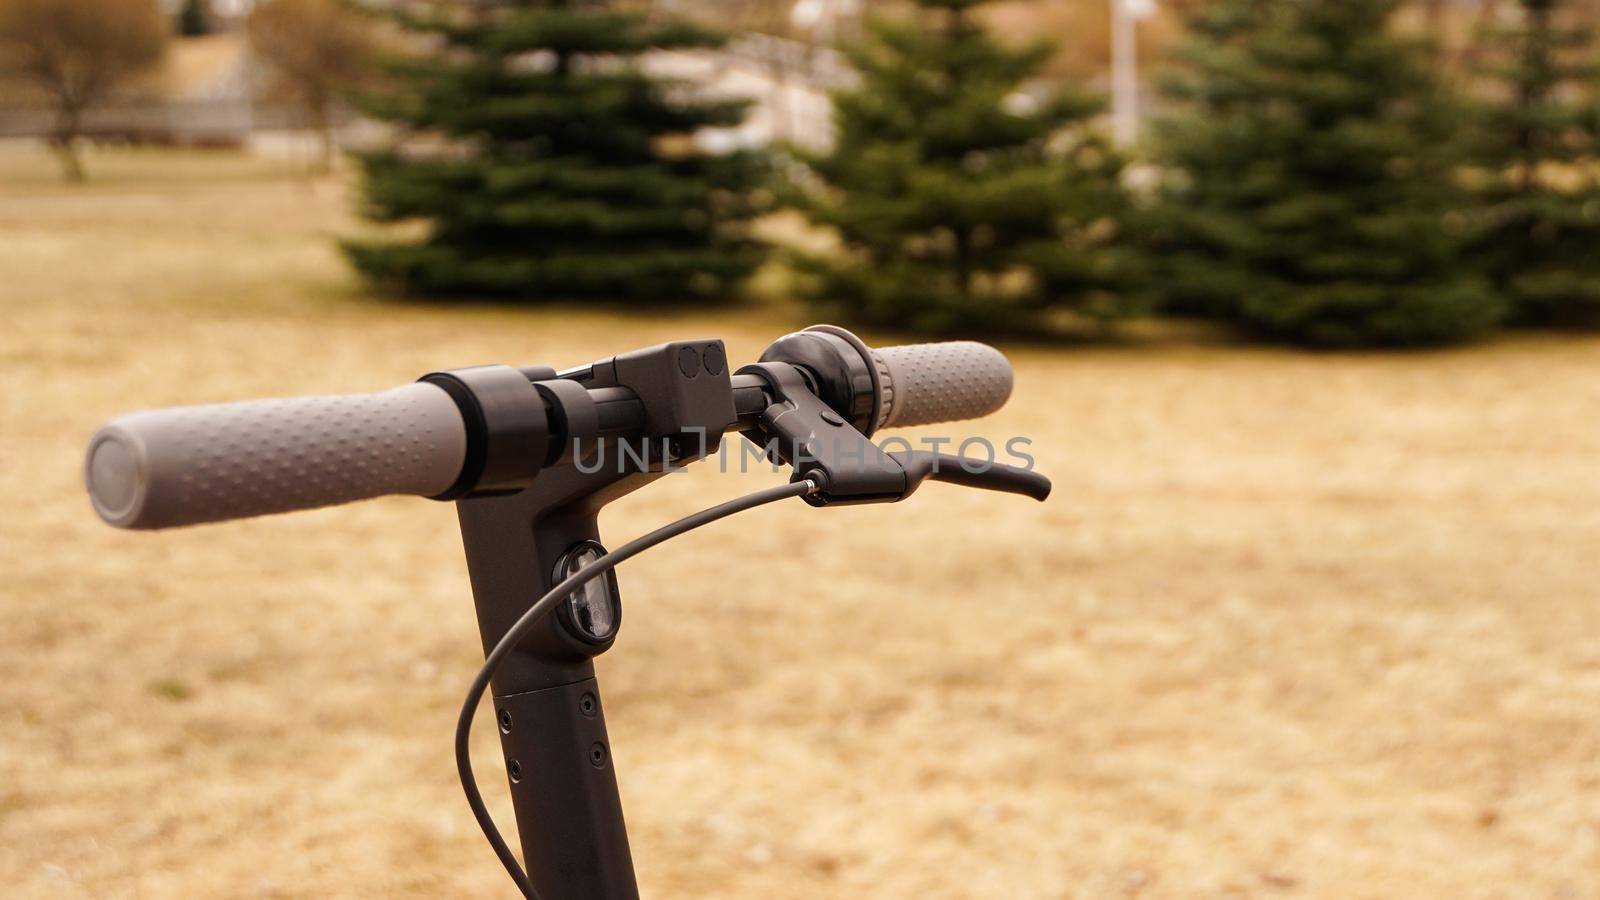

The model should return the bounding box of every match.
[871,341,1014,430]
[85,382,467,530]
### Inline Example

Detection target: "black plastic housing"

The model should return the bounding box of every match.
[758,326,881,436]
[421,365,550,498]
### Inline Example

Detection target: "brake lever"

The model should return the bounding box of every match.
[737,361,1051,507]
[890,451,1052,502]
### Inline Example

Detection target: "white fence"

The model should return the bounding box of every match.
[0,33,848,151]
[0,99,325,145]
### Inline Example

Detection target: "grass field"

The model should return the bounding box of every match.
[2,145,1599,899]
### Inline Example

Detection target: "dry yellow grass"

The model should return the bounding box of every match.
[3,145,1600,899]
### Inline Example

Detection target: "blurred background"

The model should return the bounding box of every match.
[3,0,1600,897]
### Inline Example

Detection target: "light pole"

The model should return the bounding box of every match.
[1110,0,1154,148]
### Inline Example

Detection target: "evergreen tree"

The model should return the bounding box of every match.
[1143,0,1503,347]
[1467,0,1600,329]
[785,0,1133,336]
[345,1,767,302]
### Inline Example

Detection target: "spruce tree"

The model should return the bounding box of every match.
[1467,0,1600,329]
[1144,0,1503,347]
[785,0,1132,336]
[345,1,766,302]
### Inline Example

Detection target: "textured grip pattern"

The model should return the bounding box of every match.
[872,341,1013,429]
[86,383,467,530]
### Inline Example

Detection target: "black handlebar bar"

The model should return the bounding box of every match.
[85,325,1023,530]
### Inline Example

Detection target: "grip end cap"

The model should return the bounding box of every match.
[86,425,149,529]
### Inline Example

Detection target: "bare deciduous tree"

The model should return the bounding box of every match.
[0,0,168,181]
[247,0,378,173]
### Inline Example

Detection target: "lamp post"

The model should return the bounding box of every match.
[1110,0,1154,148]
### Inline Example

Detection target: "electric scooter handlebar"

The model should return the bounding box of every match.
[85,327,1018,530]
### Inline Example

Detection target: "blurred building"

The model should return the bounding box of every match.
[651,33,850,152]
[0,35,255,147]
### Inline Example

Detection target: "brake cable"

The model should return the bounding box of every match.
[456,477,820,899]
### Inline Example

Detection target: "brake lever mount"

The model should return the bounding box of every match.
[738,361,905,505]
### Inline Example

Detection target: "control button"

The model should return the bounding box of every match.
[677,346,701,377]
[702,344,726,375]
